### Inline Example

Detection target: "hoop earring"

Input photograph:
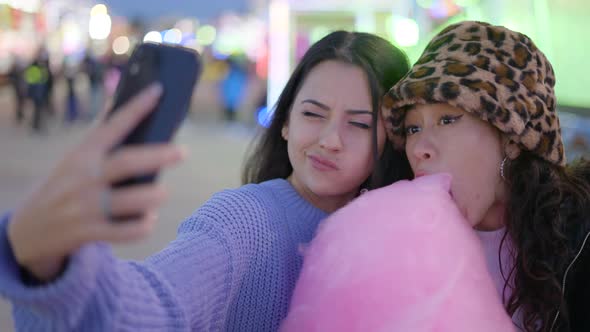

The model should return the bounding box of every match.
[500,157,508,181]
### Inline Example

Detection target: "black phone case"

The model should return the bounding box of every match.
[108,43,201,189]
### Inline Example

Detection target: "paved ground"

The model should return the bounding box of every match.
[0,85,258,331]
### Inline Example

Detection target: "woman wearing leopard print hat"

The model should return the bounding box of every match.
[383,21,590,331]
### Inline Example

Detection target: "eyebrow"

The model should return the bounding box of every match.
[301,99,373,116]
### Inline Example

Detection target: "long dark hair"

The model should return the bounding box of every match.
[242,31,412,188]
[502,152,590,331]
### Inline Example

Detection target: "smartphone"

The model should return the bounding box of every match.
[107,42,201,189]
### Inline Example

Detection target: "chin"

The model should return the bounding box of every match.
[308,181,353,198]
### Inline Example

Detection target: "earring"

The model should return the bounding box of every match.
[500,157,508,181]
[359,188,369,196]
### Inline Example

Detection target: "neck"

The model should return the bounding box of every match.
[287,176,355,213]
[474,200,506,231]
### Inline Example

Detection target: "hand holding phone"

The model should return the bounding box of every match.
[108,42,202,188]
[7,79,188,281]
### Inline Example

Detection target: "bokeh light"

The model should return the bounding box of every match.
[144,31,163,43]
[391,17,419,47]
[112,36,130,55]
[63,19,84,54]
[163,28,182,44]
[256,106,273,128]
[89,3,110,41]
[90,4,107,17]
[416,0,435,8]
[455,0,480,7]
[196,25,216,46]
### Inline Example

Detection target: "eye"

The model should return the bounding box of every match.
[405,125,421,136]
[440,114,463,125]
[350,122,370,129]
[302,111,324,118]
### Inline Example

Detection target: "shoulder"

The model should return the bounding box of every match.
[177,179,287,235]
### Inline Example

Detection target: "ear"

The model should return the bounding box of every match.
[282,125,289,141]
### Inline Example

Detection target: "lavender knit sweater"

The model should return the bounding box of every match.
[0,179,327,331]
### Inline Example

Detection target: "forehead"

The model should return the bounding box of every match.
[296,60,372,107]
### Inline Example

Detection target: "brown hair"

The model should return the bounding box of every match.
[502,153,590,331]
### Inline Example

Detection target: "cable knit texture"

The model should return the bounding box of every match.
[0,178,327,331]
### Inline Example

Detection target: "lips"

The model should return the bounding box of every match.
[308,154,339,171]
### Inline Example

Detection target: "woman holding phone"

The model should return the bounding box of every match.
[0,31,411,331]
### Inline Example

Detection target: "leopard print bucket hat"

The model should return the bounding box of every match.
[382,21,565,166]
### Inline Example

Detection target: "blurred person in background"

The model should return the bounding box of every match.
[43,53,55,118]
[83,51,105,121]
[64,59,80,124]
[0,31,411,331]
[24,50,52,133]
[7,54,26,124]
[219,55,248,123]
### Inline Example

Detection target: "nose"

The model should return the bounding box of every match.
[408,131,436,162]
[319,122,343,152]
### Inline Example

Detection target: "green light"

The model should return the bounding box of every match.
[454,0,480,7]
[196,25,216,46]
[214,32,241,56]
[310,26,331,43]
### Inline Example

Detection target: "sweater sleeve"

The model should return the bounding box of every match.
[0,187,268,331]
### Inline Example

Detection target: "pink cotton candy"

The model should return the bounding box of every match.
[281,174,515,332]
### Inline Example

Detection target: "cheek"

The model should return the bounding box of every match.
[288,121,316,150]
[341,131,374,173]
[450,152,500,224]
[285,127,311,169]
[404,139,419,172]
[345,130,373,156]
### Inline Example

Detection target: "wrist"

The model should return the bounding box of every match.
[7,213,66,282]
[20,257,68,285]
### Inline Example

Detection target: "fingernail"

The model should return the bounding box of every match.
[149,82,163,95]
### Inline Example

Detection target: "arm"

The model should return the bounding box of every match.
[0,212,228,330]
[0,188,264,331]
